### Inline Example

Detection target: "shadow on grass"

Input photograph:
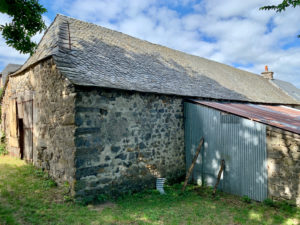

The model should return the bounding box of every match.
[114,184,300,225]
[0,160,108,225]
[0,157,299,225]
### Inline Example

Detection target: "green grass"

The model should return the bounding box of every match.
[0,156,299,225]
[0,133,7,156]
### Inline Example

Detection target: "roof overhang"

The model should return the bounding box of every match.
[189,99,300,135]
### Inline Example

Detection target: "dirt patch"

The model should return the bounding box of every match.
[87,201,116,212]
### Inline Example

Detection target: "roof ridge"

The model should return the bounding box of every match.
[55,14,266,80]
[18,15,59,71]
[4,14,298,105]
[18,13,272,83]
[269,79,300,102]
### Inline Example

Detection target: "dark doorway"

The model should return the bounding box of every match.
[18,119,24,159]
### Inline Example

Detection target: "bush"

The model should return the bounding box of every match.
[263,198,275,207]
[0,144,7,155]
[43,179,57,188]
[0,133,7,156]
[97,194,109,203]
[0,133,5,143]
[242,195,252,204]
[165,169,186,185]
[33,168,45,178]
[263,198,296,212]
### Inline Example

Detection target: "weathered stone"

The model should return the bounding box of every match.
[1,58,77,188]
[98,178,112,184]
[76,147,104,156]
[75,164,109,179]
[62,113,75,125]
[115,153,127,160]
[75,128,101,136]
[145,133,151,141]
[73,87,185,199]
[139,142,146,149]
[267,126,300,206]
[111,146,121,153]
[129,152,137,160]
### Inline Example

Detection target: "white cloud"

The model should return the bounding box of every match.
[0,13,28,68]
[178,0,300,87]
[0,13,51,69]
[0,13,11,25]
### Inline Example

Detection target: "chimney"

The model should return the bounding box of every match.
[261,65,274,79]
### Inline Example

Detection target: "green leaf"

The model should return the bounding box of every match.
[0,0,9,13]
[260,0,300,38]
[0,0,47,54]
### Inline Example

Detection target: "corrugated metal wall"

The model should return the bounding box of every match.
[185,102,267,201]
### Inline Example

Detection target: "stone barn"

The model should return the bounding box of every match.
[1,15,299,200]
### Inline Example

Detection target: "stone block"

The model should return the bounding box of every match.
[75,128,101,136]
[76,147,104,156]
[115,153,127,160]
[111,146,120,153]
[76,164,109,179]
[268,162,280,177]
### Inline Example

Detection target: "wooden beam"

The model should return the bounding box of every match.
[213,159,225,196]
[182,137,204,191]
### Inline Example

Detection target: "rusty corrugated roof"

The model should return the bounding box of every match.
[191,100,300,134]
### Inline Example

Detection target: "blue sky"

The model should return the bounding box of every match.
[0,0,300,87]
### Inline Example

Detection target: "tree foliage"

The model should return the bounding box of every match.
[260,0,300,37]
[0,0,47,54]
[260,0,300,12]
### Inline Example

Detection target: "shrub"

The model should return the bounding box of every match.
[0,144,7,155]
[0,132,7,156]
[263,198,275,207]
[0,132,5,143]
[97,194,109,203]
[276,200,297,213]
[165,169,186,185]
[43,179,57,188]
[33,168,45,178]
[242,195,252,204]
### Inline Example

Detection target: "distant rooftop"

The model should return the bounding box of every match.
[271,79,300,102]
[2,64,22,85]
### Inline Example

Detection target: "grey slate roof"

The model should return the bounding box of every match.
[17,14,299,104]
[270,79,300,102]
[2,64,21,85]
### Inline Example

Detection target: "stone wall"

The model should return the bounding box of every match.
[1,58,77,189]
[1,69,33,157]
[267,126,300,206]
[74,87,185,198]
